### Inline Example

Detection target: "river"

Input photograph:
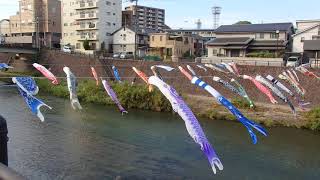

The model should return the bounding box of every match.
[0,88,320,180]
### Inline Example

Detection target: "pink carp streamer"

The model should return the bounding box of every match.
[91,67,99,86]
[228,62,240,76]
[242,75,278,104]
[296,66,320,79]
[33,63,59,85]
[102,80,128,115]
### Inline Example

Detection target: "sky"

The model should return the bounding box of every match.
[0,0,319,29]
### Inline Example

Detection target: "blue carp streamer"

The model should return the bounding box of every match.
[191,77,267,144]
[112,65,122,82]
[12,77,51,121]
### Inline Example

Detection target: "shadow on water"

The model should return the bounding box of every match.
[0,88,320,180]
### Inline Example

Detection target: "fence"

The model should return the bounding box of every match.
[200,57,284,67]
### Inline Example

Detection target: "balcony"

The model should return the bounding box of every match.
[75,13,98,20]
[78,35,98,41]
[76,23,98,31]
[75,2,98,10]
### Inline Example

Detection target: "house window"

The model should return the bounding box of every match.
[64,23,68,26]
[213,49,217,55]
[152,36,154,41]
[301,37,305,42]
[259,33,264,39]
[270,33,279,39]
[107,12,111,15]
[160,36,162,41]
[123,34,126,41]
[76,43,80,49]
[106,1,111,5]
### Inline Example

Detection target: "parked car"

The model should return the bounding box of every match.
[286,56,299,67]
[113,52,121,58]
[120,52,133,59]
[62,45,72,53]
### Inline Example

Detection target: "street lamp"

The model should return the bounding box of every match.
[276,30,280,57]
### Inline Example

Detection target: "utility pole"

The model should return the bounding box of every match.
[130,0,138,60]
[36,17,40,51]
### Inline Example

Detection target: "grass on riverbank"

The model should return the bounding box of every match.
[304,107,320,131]
[36,79,172,112]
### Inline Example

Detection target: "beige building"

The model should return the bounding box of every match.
[124,5,165,32]
[148,33,196,61]
[7,0,61,47]
[206,23,294,57]
[61,0,121,53]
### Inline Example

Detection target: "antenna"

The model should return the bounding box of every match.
[195,19,202,29]
[212,6,221,29]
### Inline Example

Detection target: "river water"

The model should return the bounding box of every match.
[0,88,320,180]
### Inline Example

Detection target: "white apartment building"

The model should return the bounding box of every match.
[61,0,121,53]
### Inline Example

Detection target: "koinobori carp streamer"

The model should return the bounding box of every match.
[12,77,52,121]
[148,76,223,174]
[179,66,267,144]
[33,63,59,85]
[63,67,82,110]
[102,79,128,115]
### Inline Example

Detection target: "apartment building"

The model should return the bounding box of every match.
[165,29,216,42]
[61,0,121,53]
[7,0,61,47]
[124,5,165,32]
[206,23,294,57]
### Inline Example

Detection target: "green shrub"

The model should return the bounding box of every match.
[36,79,172,112]
[246,51,276,58]
[231,98,251,109]
[305,107,320,131]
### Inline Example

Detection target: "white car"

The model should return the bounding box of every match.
[120,52,133,59]
[62,45,72,53]
[113,52,121,58]
[286,56,299,67]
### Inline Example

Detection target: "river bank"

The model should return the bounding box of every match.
[0,70,319,131]
[34,78,319,131]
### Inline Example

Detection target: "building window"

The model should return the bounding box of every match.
[301,37,305,42]
[64,23,68,26]
[152,36,154,41]
[106,1,111,5]
[123,34,126,41]
[106,33,111,36]
[107,12,111,15]
[106,22,111,26]
[160,36,162,41]
[76,43,80,49]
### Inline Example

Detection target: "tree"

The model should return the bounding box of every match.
[234,21,252,25]
[83,39,90,50]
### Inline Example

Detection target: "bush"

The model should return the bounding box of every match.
[231,98,252,109]
[305,107,320,131]
[36,79,172,112]
[83,39,90,50]
[246,51,276,58]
